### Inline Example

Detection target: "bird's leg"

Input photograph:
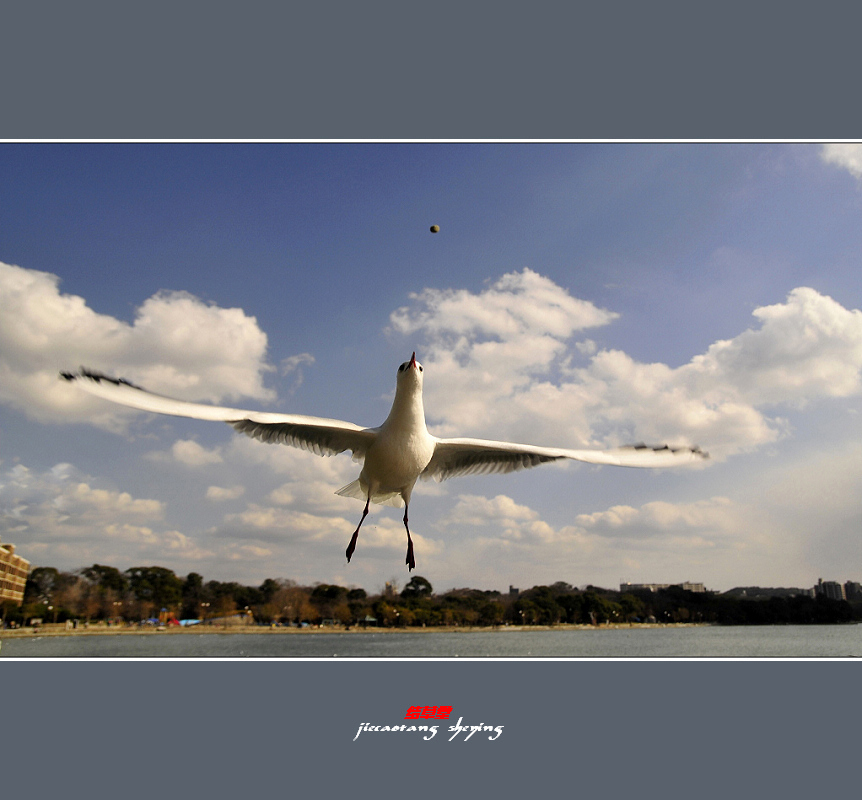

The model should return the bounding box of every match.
[346,496,370,564]
[403,505,415,572]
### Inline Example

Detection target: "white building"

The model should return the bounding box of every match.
[620,581,705,594]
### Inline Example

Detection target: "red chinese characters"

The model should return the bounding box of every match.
[404,705,452,720]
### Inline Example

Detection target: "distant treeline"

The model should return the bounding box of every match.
[4,565,860,627]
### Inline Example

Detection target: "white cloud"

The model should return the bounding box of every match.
[390,268,618,341]
[688,287,862,406]
[229,434,339,473]
[0,460,233,570]
[145,439,225,466]
[206,485,246,502]
[576,496,737,538]
[0,260,275,430]
[217,502,442,558]
[428,489,780,591]
[821,143,862,180]
[0,462,169,558]
[170,439,224,466]
[392,272,862,459]
[444,493,582,546]
[446,494,538,528]
[59,482,165,519]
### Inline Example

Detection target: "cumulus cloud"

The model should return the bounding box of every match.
[206,485,246,502]
[216,502,442,560]
[429,489,774,590]
[228,436,358,506]
[0,260,275,430]
[689,287,862,405]
[821,143,862,180]
[576,496,737,538]
[445,493,581,545]
[0,460,245,569]
[145,439,225,466]
[170,440,224,466]
[391,268,618,342]
[0,461,173,561]
[392,271,862,459]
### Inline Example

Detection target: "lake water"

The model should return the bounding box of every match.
[1,624,859,658]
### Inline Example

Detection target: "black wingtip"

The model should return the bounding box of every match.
[623,442,709,459]
[60,367,142,389]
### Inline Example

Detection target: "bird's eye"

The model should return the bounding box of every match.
[398,364,405,372]
[419,366,423,372]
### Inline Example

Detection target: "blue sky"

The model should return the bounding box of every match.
[1,142,861,595]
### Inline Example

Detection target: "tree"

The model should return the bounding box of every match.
[372,600,400,627]
[310,584,348,622]
[24,567,61,604]
[181,572,205,618]
[258,579,280,603]
[618,593,645,622]
[401,576,433,599]
[125,566,183,614]
[81,564,128,594]
[270,583,314,624]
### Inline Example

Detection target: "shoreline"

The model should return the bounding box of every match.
[0,621,712,639]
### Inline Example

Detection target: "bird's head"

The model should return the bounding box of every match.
[396,352,424,392]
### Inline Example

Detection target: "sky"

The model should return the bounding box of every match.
[1,142,861,596]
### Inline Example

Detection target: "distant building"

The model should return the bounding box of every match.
[724,586,814,599]
[509,585,519,597]
[620,582,705,594]
[815,579,846,601]
[0,538,30,606]
[844,582,862,602]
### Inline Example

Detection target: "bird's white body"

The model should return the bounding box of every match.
[61,354,707,569]
[337,357,436,508]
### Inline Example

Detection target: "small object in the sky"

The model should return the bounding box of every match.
[430,225,439,233]
[61,357,707,571]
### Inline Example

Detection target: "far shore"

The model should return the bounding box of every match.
[0,621,713,639]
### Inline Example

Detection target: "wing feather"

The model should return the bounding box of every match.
[61,369,376,459]
[423,437,707,482]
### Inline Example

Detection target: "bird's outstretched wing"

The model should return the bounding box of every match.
[61,369,377,459]
[422,437,707,482]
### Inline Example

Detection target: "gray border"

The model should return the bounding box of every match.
[7,2,859,138]
[2,661,857,795]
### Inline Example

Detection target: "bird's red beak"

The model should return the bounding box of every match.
[409,352,417,369]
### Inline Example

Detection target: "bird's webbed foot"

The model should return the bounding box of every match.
[403,506,415,571]
[346,530,359,563]
[405,535,415,572]
[346,497,370,564]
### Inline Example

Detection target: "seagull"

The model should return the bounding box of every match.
[61,355,707,571]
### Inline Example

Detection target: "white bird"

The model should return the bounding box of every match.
[61,354,707,570]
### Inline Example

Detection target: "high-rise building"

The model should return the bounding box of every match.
[815,579,846,601]
[0,538,30,605]
[844,581,862,602]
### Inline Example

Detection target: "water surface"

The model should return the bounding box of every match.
[2,624,859,658]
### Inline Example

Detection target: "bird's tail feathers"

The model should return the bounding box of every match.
[335,479,404,508]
